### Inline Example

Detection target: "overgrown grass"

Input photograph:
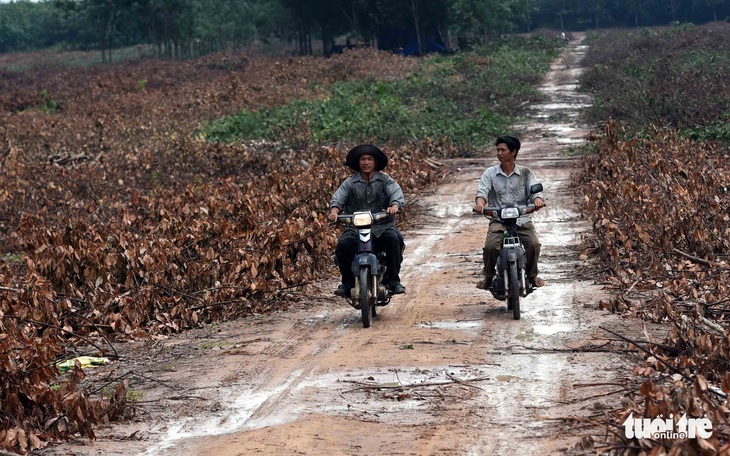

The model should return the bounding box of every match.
[203,37,561,150]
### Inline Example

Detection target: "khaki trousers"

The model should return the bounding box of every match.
[483,221,541,280]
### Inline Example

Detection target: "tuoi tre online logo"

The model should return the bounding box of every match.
[623,413,713,439]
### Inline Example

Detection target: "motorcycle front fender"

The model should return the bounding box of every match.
[352,253,379,277]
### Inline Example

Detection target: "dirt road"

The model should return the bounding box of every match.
[45,36,634,456]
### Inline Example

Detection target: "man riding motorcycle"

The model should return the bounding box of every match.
[474,135,545,291]
[328,144,406,298]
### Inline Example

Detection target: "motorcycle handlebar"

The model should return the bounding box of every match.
[472,203,544,217]
[335,210,399,225]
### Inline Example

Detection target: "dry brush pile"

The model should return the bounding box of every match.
[0,49,439,452]
[575,121,730,453]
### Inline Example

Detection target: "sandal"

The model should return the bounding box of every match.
[531,277,545,288]
[476,277,492,290]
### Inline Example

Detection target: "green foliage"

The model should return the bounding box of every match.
[137,79,147,91]
[2,253,23,264]
[682,117,730,142]
[40,89,58,113]
[0,1,65,52]
[126,389,143,403]
[2,0,727,57]
[205,37,559,150]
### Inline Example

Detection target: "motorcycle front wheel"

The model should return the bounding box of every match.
[359,267,372,328]
[509,262,520,320]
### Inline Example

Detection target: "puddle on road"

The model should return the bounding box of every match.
[537,102,592,110]
[540,83,579,92]
[545,124,581,135]
[417,320,483,330]
[435,202,471,218]
[556,137,584,144]
[408,231,453,266]
[149,366,487,454]
[503,282,577,334]
[147,372,301,455]
[542,229,579,247]
[532,323,572,335]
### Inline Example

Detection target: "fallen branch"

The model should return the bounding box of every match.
[626,278,640,293]
[560,388,629,404]
[340,376,490,392]
[698,314,726,337]
[131,372,178,391]
[535,415,627,441]
[189,298,249,311]
[0,286,22,292]
[6,315,109,356]
[573,382,628,388]
[445,372,485,391]
[59,305,119,358]
[423,158,441,170]
[672,248,713,267]
[277,281,312,291]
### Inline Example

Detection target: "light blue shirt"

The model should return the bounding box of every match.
[476,164,542,226]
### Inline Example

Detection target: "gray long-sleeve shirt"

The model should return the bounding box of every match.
[475,164,542,226]
[330,171,405,236]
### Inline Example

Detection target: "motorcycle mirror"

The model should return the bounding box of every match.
[530,183,543,194]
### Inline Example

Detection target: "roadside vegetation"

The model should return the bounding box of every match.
[581,22,730,142]
[575,22,730,454]
[0,36,561,452]
[204,37,560,149]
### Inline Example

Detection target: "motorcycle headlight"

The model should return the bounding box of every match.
[352,212,373,227]
[500,207,520,219]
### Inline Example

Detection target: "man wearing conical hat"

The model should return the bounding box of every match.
[328,144,406,298]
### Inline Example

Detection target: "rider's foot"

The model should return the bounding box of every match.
[335,283,353,298]
[476,276,493,290]
[387,282,406,295]
[530,277,545,288]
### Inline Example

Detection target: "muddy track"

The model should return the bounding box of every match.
[43,36,636,456]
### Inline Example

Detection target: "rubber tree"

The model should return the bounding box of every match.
[511,0,541,32]
[539,0,576,30]
[576,0,609,29]
[448,0,525,47]
[704,0,724,21]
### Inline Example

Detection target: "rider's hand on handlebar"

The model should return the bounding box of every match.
[328,208,339,222]
[387,204,400,216]
[474,197,486,214]
[534,197,545,210]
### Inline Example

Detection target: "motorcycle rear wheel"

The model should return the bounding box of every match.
[509,262,520,320]
[359,268,372,328]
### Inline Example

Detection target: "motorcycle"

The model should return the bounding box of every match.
[335,211,396,328]
[474,183,544,320]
